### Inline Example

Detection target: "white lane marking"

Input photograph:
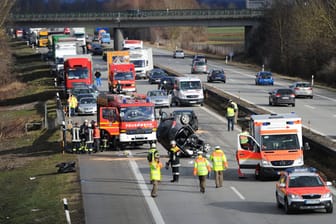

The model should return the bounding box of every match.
[230,186,246,200]
[128,152,165,224]
[304,104,315,109]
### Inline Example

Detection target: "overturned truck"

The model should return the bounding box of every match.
[157,110,210,157]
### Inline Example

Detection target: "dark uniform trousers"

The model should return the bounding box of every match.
[151,180,159,197]
[214,170,223,188]
[199,175,207,193]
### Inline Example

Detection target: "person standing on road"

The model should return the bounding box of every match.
[229,100,238,124]
[68,94,78,117]
[166,140,181,183]
[150,153,163,198]
[226,103,235,131]
[94,70,102,87]
[209,146,228,188]
[193,151,211,193]
[93,122,101,153]
[147,143,159,163]
[71,122,81,153]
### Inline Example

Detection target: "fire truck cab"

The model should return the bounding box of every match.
[97,93,157,150]
[236,113,310,180]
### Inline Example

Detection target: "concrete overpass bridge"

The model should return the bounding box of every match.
[9,9,265,50]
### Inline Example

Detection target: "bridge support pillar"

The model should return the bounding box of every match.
[114,28,124,51]
[244,26,256,53]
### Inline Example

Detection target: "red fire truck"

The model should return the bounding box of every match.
[108,63,136,93]
[97,93,157,150]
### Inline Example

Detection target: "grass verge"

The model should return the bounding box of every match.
[0,40,83,223]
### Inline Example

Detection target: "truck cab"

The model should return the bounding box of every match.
[108,64,136,94]
[236,113,309,180]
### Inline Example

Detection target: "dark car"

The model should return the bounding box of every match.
[148,69,167,84]
[255,71,274,85]
[269,88,295,107]
[158,76,175,94]
[87,43,103,55]
[171,109,199,131]
[207,69,226,83]
[157,110,210,157]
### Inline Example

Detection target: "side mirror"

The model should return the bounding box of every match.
[268,91,272,95]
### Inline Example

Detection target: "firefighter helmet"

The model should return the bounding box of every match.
[170,140,176,145]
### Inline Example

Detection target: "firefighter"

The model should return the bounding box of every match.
[116,80,122,94]
[150,153,162,198]
[226,103,235,131]
[209,146,228,188]
[229,99,238,124]
[71,122,81,153]
[166,140,181,183]
[193,151,211,193]
[93,121,101,153]
[85,123,94,154]
[79,120,89,153]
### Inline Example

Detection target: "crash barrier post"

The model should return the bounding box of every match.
[63,198,71,224]
[61,121,67,153]
[44,102,48,129]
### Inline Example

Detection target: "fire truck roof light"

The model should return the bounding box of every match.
[286,121,294,125]
[262,122,270,126]
[146,97,150,103]
[123,99,127,103]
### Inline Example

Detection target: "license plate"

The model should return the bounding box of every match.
[282,97,289,99]
[189,101,196,104]
[305,199,320,205]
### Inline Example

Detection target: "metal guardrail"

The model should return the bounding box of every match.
[10,9,265,21]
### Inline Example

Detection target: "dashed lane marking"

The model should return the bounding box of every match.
[230,186,246,200]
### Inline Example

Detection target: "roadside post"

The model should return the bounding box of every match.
[312,75,314,87]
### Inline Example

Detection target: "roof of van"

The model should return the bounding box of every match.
[174,76,201,81]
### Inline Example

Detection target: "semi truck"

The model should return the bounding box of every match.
[236,113,310,180]
[122,39,143,50]
[71,27,86,47]
[129,48,153,79]
[63,55,93,91]
[97,93,157,150]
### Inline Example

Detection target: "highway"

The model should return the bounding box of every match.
[72,51,336,224]
[153,48,336,140]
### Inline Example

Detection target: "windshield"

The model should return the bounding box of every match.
[297,83,311,87]
[180,81,201,90]
[79,98,96,104]
[131,60,145,68]
[261,74,272,79]
[288,175,324,187]
[261,134,300,150]
[148,91,166,97]
[114,72,134,80]
[68,68,89,79]
[120,106,154,122]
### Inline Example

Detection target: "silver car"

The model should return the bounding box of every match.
[173,50,185,59]
[76,97,97,115]
[191,61,207,74]
[147,90,171,108]
[289,82,313,98]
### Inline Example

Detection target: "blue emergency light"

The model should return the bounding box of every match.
[285,167,317,174]
[286,121,294,125]
[262,122,270,126]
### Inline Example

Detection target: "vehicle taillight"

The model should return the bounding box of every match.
[275,94,281,97]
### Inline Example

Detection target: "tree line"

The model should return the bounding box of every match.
[249,0,336,86]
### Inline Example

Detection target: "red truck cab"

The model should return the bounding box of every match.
[108,63,136,93]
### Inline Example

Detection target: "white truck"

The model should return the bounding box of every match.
[236,113,310,180]
[129,48,153,79]
[71,27,86,47]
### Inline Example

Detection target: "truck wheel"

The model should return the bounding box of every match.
[326,204,333,213]
[284,198,293,214]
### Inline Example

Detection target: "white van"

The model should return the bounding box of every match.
[171,77,204,106]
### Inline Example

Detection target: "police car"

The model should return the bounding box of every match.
[275,167,333,214]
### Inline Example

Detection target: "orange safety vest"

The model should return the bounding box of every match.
[93,127,100,139]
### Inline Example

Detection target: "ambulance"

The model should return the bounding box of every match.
[236,113,310,180]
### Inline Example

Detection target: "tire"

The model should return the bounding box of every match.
[269,100,272,106]
[326,204,333,213]
[180,114,190,125]
[276,192,283,208]
[284,198,293,214]
[310,95,313,99]
[255,167,260,180]
[223,80,226,83]
[292,103,295,107]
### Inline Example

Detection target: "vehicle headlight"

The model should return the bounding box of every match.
[321,192,332,198]
[288,194,301,199]
[293,156,304,166]
[261,159,272,167]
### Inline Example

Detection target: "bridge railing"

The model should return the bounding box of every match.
[10,9,265,21]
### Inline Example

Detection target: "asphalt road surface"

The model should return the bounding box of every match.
[71,52,336,224]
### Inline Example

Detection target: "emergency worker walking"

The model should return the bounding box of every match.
[209,146,228,188]
[85,123,94,154]
[230,100,238,124]
[147,143,159,163]
[79,120,89,153]
[193,151,211,193]
[166,140,181,183]
[150,153,163,198]
[93,122,101,152]
[226,103,235,131]
[71,122,81,153]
